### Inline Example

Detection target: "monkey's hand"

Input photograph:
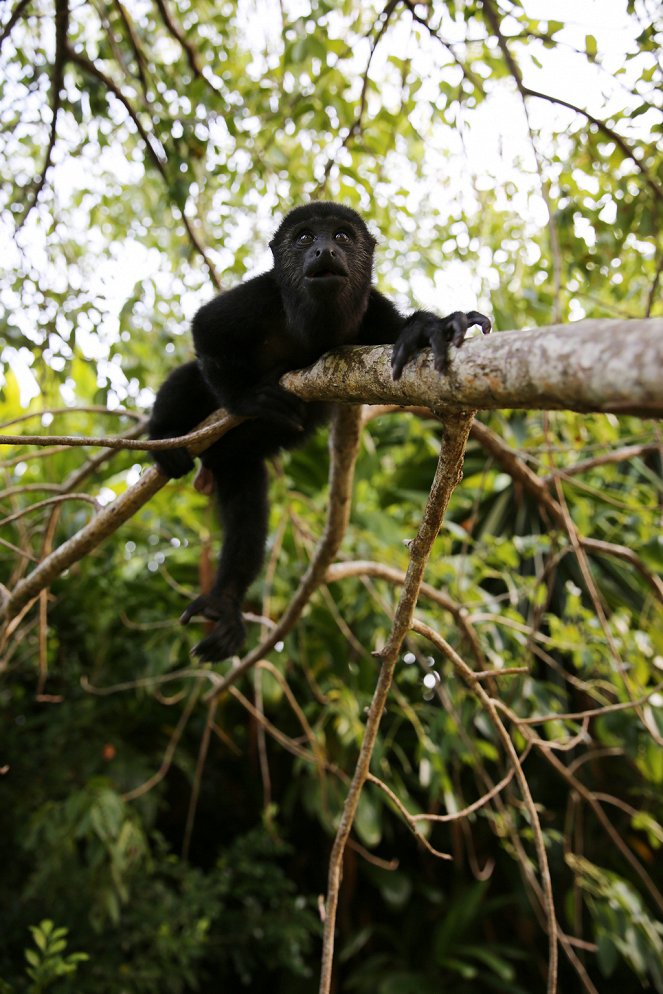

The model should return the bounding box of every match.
[152,446,195,479]
[230,382,307,432]
[391,310,491,380]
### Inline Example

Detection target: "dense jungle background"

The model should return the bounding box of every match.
[1,1,662,991]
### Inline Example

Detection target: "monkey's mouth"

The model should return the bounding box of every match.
[306,269,347,289]
[305,266,348,285]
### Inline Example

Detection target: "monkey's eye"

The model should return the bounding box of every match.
[297,231,314,244]
[334,230,351,243]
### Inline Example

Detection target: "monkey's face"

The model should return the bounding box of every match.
[270,204,376,301]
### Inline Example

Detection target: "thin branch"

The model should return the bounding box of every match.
[0,413,243,451]
[182,696,217,860]
[543,442,660,480]
[366,773,453,860]
[318,412,475,994]
[81,667,218,697]
[64,46,221,288]
[481,0,663,203]
[521,84,663,203]
[509,708,663,915]
[313,0,399,195]
[122,686,200,801]
[255,660,321,759]
[414,619,558,994]
[470,420,663,603]
[543,419,663,745]
[646,250,663,317]
[19,0,69,225]
[581,537,663,601]
[153,0,220,95]
[0,412,241,628]
[325,559,485,666]
[65,44,165,168]
[111,0,149,97]
[0,492,99,527]
[507,682,663,726]
[229,686,318,767]
[0,406,143,430]
[369,749,528,826]
[401,0,486,92]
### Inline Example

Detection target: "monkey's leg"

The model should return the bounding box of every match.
[149,361,217,477]
[181,457,269,662]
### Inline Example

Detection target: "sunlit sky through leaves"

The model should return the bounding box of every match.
[0,0,654,406]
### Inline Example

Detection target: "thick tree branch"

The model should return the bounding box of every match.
[282,319,663,418]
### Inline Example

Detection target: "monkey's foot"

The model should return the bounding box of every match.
[152,445,195,479]
[192,614,247,662]
[179,592,247,661]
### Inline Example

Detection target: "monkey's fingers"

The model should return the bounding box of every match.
[392,309,492,379]
[391,325,426,380]
[438,311,469,350]
[438,310,492,355]
[464,311,492,336]
[430,336,452,373]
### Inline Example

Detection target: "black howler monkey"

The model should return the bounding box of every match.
[149,202,490,661]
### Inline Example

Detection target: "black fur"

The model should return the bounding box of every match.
[149,202,490,660]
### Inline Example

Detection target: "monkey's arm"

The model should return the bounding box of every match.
[148,361,217,477]
[358,289,409,345]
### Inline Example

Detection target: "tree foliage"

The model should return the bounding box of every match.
[0,2,662,993]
